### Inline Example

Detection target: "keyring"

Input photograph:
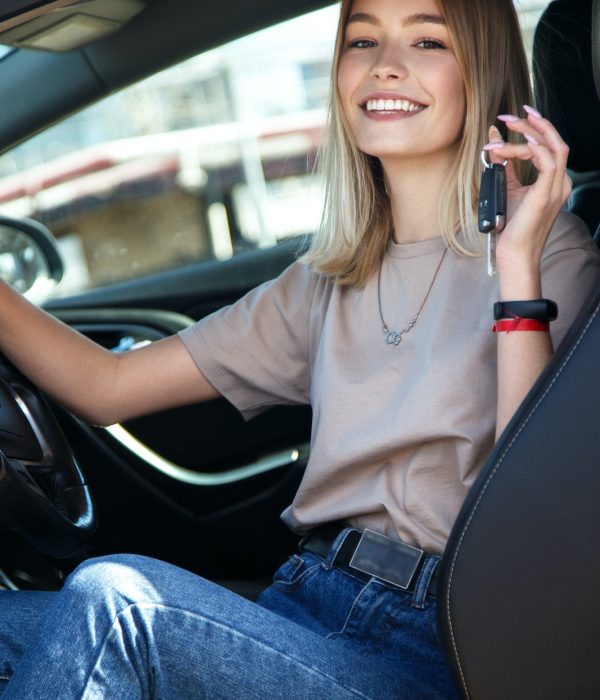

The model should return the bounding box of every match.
[481,148,508,168]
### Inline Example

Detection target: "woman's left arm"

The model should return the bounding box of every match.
[484,108,574,438]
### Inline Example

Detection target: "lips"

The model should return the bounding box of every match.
[360,97,426,114]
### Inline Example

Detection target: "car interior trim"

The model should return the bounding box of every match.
[0,568,18,590]
[593,0,600,97]
[103,423,301,486]
[12,393,54,466]
[51,308,195,334]
[0,0,146,52]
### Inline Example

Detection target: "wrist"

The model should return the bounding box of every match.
[496,263,542,300]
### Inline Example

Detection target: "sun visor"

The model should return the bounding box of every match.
[0,0,145,52]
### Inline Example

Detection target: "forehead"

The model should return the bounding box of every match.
[346,0,443,23]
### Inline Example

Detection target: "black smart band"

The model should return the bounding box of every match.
[493,299,558,322]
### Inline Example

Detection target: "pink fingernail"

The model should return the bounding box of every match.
[497,114,520,123]
[483,141,505,150]
[523,104,542,118]
[524,132,539,145]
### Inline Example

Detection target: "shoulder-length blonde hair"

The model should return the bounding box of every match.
[302,0,534,286]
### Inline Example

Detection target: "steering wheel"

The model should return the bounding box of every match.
[0,357,96,557]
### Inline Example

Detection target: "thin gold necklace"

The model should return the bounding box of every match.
[377,248,448,346]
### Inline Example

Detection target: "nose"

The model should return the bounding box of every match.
[370,45,408,81]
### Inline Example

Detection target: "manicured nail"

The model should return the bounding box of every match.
[523,104,542,118]
[497,114,520,123]
[524,132,539,145]
[483,141,505,150]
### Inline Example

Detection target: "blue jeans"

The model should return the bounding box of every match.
[0,529,459,698]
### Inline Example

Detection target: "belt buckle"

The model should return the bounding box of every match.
[349,529,424,590]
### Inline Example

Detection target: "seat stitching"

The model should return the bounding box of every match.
[444,300,600,699]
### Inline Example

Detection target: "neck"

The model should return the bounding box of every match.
[381,150,456,244]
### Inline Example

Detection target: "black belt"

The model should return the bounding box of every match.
[299,523,440,596]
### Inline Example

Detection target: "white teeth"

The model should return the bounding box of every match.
[365,99,424,113]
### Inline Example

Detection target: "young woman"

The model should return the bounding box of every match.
[0,0,598,697]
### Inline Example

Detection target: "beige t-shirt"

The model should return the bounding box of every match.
[179,212,600,553]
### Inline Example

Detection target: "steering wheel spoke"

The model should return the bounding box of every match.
[0,358,96,557]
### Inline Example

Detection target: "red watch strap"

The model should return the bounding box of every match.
[492,318,550,333]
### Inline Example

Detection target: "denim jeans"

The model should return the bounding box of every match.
[0,529,459,698]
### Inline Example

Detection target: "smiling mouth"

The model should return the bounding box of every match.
[362,99,426,114]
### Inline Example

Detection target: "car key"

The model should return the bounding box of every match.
[478,153,507,276]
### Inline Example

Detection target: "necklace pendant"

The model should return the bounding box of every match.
[384,329,402,346]
[377,248,447,349]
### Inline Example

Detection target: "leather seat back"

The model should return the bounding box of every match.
[438,278,600,699]
[533,0,600,237]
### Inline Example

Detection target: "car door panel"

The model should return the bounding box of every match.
[45,239,301,316]
[38,240,310,584]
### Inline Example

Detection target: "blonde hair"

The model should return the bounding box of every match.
[302,0,533,286]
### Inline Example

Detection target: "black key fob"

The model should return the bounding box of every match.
[478,162,507,234]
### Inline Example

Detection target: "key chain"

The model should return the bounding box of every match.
[478,149,507,276]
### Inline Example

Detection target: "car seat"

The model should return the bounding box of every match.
[437,2,600,697]
[532,0,600,238]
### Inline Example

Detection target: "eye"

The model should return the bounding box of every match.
[346,38,377,50]
[414,38,447,50]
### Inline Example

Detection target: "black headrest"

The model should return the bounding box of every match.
[533,0,600,172]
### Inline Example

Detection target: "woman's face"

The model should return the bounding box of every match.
[337,0,466,168]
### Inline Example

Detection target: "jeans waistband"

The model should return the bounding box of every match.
[299,523,441,603]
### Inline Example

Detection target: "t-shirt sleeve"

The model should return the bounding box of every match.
[178,261,319,419]
[541,211,600,348]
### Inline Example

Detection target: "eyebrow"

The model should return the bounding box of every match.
[346,12,446,28]
[403,13,446,27]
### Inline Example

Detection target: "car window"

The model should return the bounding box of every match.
[518,0,547,56]
[0,1,547,298]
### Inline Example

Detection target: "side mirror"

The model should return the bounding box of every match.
[0,215,64,303]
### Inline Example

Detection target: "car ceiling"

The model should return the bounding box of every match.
[0,0,333,153]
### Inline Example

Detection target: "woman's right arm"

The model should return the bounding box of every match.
[0,282,219,426]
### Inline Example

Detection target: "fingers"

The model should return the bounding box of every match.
[514,105,569,173]
[485,125,507,164]
[485,125,522,191]
[518,108,572,203]
[484,106,571,208]
[486,125,504,158]
[483,140,534,162]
